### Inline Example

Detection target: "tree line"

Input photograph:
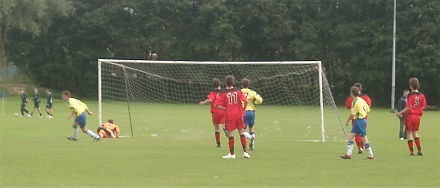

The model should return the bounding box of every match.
[1,0,439,106]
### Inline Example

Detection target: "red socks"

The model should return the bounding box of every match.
[355,135,364,149]
[228,137,235,154]
[414,137,422,152]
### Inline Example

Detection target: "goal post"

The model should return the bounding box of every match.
[98,59,346,142]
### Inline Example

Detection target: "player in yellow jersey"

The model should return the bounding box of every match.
[62,90,100,142]
[341,87,374,159]
[241,78,263,150]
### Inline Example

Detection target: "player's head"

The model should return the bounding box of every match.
[409,77,419,90]
[354,83,362,92]
[19,88,24,93]
[61,90,71,100]
[34,88,38,93]
[241,78,250,88]
[46,88,50,93]
[350,86,360,97]
[403,89,409,97]
[225,75,234,87]
[107,119,114,124]
[212,78,221,89]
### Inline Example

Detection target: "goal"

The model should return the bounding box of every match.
[98,60,346,142]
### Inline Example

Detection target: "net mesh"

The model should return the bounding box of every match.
[99,60,346,141]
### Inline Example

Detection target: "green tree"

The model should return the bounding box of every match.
[0,0,72,67]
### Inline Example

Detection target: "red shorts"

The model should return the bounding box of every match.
[405,114,421,131]
[225,118,245,131]
[211,112,225,125]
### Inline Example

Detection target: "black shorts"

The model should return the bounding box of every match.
[46,103,52,109]
[34,103,39,108]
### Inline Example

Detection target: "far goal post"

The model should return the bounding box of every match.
[98,60,346,142]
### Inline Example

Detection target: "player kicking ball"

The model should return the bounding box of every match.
[341,86,374,160]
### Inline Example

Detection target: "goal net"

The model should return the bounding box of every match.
[98,60,346,142]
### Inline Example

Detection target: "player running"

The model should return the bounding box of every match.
[45,89,53,118]
[199,78,226,147]
[19,88,31,117]
[62,90,100,142]
[30,88,43,117]
[240,78,263,150]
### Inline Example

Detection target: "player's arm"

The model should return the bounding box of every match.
[67,110,76,120]
[114,125,120,138]
[78,100,93,115]
[214,95,226,110]
[253,91,263,105]
[199,99,212,105]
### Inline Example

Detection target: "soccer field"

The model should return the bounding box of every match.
[1,97,439,187]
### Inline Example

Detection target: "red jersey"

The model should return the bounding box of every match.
[214,88,247,120]
[345,94,372,109]
[406,92,427,116]
[207,89,223,114]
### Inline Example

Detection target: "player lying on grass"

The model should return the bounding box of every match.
[97,119,120,138]
[199,78,226,147]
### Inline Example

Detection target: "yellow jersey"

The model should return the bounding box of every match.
[67,98,88,116]
[241,88,263,111]
[351,97,370,119]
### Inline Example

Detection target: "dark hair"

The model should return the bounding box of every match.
[403,89,409,93]
[62,90,71,98]
[350,86,360,97]
[212,78,221,88]
[354,83,362,91]
[241,78,250,88]
[409,77,419,90]
[225,75,234,87]
[107,119,114,124]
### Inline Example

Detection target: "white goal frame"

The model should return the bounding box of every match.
[97,59,344,142]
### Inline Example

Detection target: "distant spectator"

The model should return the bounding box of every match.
[397,90,409,140]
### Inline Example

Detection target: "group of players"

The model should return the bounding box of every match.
[19,88,120,142]
[199,75,263,159]
[340,77,427,159]
[19,88,53,118]
[199,76,427,159]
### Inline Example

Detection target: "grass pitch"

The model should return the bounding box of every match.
[0,97,439,187]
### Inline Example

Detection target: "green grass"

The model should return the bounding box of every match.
[1,96,439,187]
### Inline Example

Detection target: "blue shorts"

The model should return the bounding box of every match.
[350,119,367,137]
[75,112,87,128]
[243,111,255,127]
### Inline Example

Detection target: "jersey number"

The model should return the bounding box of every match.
[414,96,420,107]
[227,92,238,104]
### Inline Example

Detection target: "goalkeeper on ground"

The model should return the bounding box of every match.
[241,78,263,150]
[97,119,120,138]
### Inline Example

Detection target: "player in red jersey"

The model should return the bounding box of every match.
[199,78,226,147]
[396,77,427,156]
[344,83,372,154]
[214,75,250,159]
